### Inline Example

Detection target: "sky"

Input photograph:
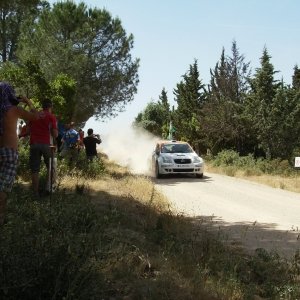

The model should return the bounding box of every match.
[48,0,300,135]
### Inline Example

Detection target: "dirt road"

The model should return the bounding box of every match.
[155,172,300,258]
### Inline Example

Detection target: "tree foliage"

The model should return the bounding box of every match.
[203,42,252,154]
[136,42,300,161]
[173,60,206,149]
[134,88,171,137]
[245,48,281,158]
[292,65,300,90]
[15,1,139,124]
[0,0,46,62]
[133,101,165,136]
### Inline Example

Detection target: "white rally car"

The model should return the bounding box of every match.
[152,140,204,178]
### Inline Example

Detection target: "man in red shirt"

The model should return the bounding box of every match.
[29,100,58,197]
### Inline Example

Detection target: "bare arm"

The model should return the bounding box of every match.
[16,97,39,121]
[51,128,58,139]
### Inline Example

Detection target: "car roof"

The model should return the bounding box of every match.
[157,140,189,146]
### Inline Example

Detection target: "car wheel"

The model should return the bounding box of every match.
[196,173,203,178]
[155,162,161,179]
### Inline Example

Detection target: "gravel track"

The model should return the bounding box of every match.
[155,172,300,258]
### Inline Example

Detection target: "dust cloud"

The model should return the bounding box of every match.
[98,125,160,175]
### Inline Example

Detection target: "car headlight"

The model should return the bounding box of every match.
[193,156,202,163]
[162,156,173,163]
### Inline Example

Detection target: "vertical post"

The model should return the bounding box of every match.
[49,145,56,198]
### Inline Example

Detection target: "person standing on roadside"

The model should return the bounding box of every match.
[0,82,38,225]
[29,99,58,197]
[83,128,101,161]
[61,122,79,165]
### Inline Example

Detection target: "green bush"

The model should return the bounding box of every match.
[77,157,106,179]
[256,158,295,176]
[59,150,106,179]
[212,150,296,177]
[213,150,240,167]
[235,154,256,169]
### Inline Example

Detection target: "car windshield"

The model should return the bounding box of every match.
[161,143,193,153]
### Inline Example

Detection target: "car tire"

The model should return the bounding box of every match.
[155,162,161,179]
[196,173,203,178]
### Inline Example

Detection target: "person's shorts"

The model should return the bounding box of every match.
[0,147,18,192]
[60,147,78,160]
[30,144,52,173]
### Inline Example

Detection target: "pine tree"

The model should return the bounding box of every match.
[209,48,228,101]
[292,65,300,90]
[227,40,251,103]
[209,41,250,103]
[173,60,206,150]
[264,85,300,158]
[203,42,252,154]
[158,88,171,139]
[245,47,281,158]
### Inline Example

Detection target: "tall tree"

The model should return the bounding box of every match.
[227,40,251,103]
[0,0,45,62]
[204,42,252,154]
[245,47,281,158]
[263,85,300,159]
[17,1,139,124]
[209,40,251,102]
[158,87,171,138]
[209,47,228,101]
[292,65,300,90]
[173,60,206,150]
[158,87,170,115]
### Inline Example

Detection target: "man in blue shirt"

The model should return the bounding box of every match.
[60,122,79,165]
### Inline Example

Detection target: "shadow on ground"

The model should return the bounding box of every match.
[189,215,300,259]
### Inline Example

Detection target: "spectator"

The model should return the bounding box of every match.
[29,99,58,197]
[61,122,79,165]
[83,128,101,161]
[0,82,38,224]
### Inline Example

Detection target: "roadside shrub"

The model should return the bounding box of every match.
[235,154,256,169]
[256,158,294,176]
[80,158,105,179]
[213,150,240,167]
[212,150,296,177]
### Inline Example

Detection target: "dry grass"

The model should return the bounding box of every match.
[206,163,300,193]
[61,159,169,211]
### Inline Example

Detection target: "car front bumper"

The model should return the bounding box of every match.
[159,163,204,175]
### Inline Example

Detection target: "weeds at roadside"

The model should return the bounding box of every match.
[205,149,300,193]
[2,148,300,299]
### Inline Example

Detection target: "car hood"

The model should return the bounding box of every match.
[161,153,201,160]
